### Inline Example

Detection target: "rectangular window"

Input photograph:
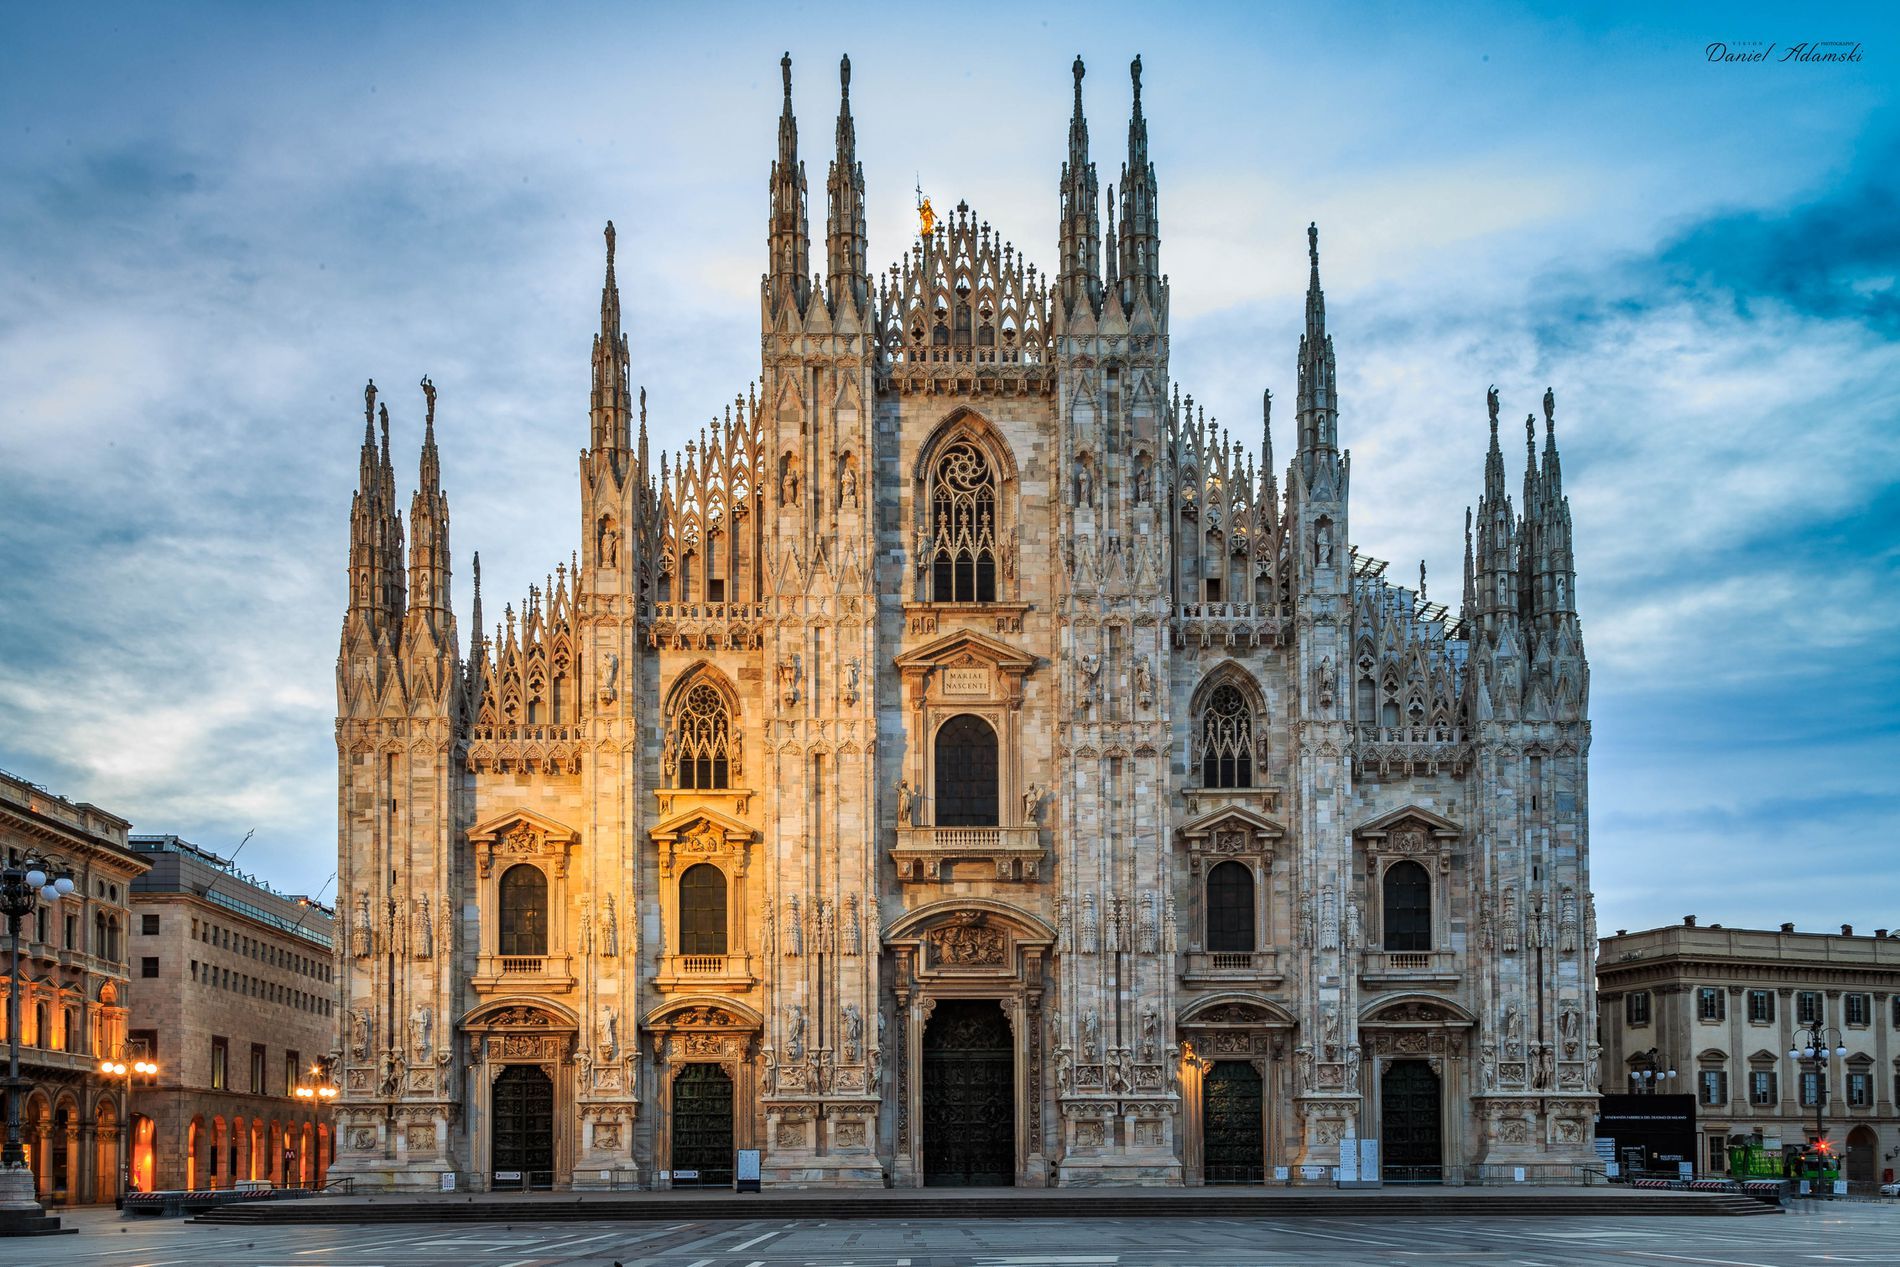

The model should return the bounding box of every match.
[1699,1069,1728,1106]
[141,913,159,936]
[210,1037,229,1090]
[1848,1072,1872,1107]
[64,913,76,949]
[1800,1070,1820,1107]
[1697,987,1726,1022]
[1797,991,1822,1025]
[250,1044,267,1095]
[1708,1135,1728,1174]
[285,1050,301,1097]
[1749,1070,1777,1106]
[1625,992,1651,1027]
[140,956,159,978]
[1845,993,1871,1026]
[1746,989,1774,1023]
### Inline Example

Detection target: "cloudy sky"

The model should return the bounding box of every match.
[1,3,1894,935]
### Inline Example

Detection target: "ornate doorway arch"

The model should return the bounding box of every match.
[1177,995,1294,1186]
[644,998,761,1185]
[462,1000,579,1191]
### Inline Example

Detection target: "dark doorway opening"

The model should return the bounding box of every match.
[671,1062,735,1187]
[1202,1060,1265,1184]
[922,999,1014,1186]
[1381,1059,1443,1183]
[491,1064,555,1189]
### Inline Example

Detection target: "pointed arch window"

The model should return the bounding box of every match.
[671,682,736,790]
[929,442,997,602]
[1198,683,1255,788]
[1382,860,1431,952]
[498,864,548,956]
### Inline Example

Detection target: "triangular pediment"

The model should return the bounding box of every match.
[1354,804,1462,840]
[893,627,1035,673]
[648,804,757,844]
[1178,803,1287,842]
[466,807,580,846]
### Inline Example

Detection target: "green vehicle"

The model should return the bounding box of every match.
[1726,1133,1841,1186]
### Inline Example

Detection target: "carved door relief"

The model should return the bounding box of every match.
[1380,1059,1442,1182]
[921,999,1014,1186]
[491,1064,555,1188]
[670,1063,735,1187]
[1202,1061,1265,1184]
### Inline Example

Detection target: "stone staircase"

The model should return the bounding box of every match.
[195,1187,1776,1225]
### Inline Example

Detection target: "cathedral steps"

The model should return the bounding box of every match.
[194,1187,1775,1224]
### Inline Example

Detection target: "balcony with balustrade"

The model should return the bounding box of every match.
[654,951,760,994]
[1358,948,1461,986]
[1352,723,1472,779]
[892,826,1045,883]
[472,950,575,995]
[1180,948,1285,987]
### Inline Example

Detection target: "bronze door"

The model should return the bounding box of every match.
[1202,1060,1265,1184]
[491,1064,555,1188]
[1380,1059,1442,1182]
[670,1062,735,1187]
[922,999,1015,1186]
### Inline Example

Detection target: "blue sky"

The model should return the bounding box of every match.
[1,3,1895,933]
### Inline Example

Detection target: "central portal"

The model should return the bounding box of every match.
[670,1063,735,1187]
[491,1064,555,1188]
[922,999,1014,1186]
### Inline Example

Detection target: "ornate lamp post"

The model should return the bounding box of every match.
[98,1041,157,1203]
[2,853,74,1235]
[1627,1048,1678,1095]
[292,1060,338,1189]
[1789,1020,1848,1178]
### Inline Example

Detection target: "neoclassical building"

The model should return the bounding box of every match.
[331,54,1597,1190]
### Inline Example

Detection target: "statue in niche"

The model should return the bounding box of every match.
[896,780,916,828]
[1317,655,1336,708]
[845,657,861,705]
[597,1005,618,1062]
[1344,1045,1362,1092]
[1055,1045,1074,1093]
[597,516,619,569]
[1139,1006,1159,1060]
[1134,653,1154,709]
[1135,454,1152,504]
[1075,456,1093,505]
[1316,520,1334,567]
[349,1009,371,1060]
[599,651,619,705]
[1503,1001,1523,1056]
[1082,1009,1101,1060]
[1021,782,1042,826]
[779,454,800,506]
[843,1004,864,1062]
[1079,652,1102,705]
[840,458,859,508]
[778,653,802,707]
[410,1005,431,1060]
[1480,1041,1497,1089]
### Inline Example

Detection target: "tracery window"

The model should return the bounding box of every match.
[671,682,736,790]
[1382,860,1431,951]
[677,863,728,956]
[1197,684,1255,788]
[928,442,997,603]
[1206,861,1255,952]
[498,864,548,956]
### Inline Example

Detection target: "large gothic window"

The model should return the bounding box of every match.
[677,864,728,956]
[928,442,998,603]
[934,714,999,826]
[1206,861,1255,952]
[671,682,735,790]
[498,864,548,956]
[1382,860,1431,951]
[1198,683,1255,788]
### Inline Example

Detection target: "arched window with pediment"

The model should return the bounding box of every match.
[929,442,998,602]
[668,679,737,790]
[498,864,548,956]
[935,714,999,826]
[1197,683,1256,788]
[1206,860,1255,952]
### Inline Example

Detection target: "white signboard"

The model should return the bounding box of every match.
[440,1172,456,1192]
[1337,1139,1359,1183]
[1358,1138,1380,1183]
[737,1150,762,1184]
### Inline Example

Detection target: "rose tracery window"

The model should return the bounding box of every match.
[1197,683,1255,788]
[671,682,736,790]
[928,441,998,603]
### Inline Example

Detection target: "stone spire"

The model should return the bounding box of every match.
[590,221,633,462]
[1535,387,1577,623]
[1295,223,1340,486]
[407,376,452,629]
[766,51,811,318]
[825,53,869,316]
[1057,54,1102,319]
[1472,385,1518,636]
[376,396,406,626]
[346,379,390,626]
[1116,54,1161,309]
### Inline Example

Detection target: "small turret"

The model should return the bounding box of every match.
[1057,55,1102,320]
[824,54,869,316]
[1116,54,1161,311]
[589,221,633,465]
[1295,223,1341,488]
[766,52,812,319]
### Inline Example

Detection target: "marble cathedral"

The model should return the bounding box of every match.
[332,53,1597,1190]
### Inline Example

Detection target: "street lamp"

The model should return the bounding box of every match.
[1788,1021,1849,1156]
[1627,1049,1678,1095]
[291,1062,337,1190]
[2,852,74,1233]
[98,1042,157,1202]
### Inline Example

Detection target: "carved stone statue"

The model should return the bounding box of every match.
[1021,782,1042,826]
[410,1005,431,1060]
[1079,652,1102,704]
[1139,1006,1159,1060]
[843,1004,864,1062]
[779,653,802,707]
[896,780,916,828]
[349,1008,371,1060]
[352,891,372,959]
[602,894,619,957]
[1317,655,1336,707]
[599,651,620,705]
[597,1005,618,1062]
[845,657,861,705]
[841,462,859,508]
[1075,456,1093,505]
[1480,1041,1497,1089]
[786,1005,807,1061]
[413,896,433,959]
[1134,653,1154,708]
[1316,521,1333,567]
[1082,1008,1101,1060]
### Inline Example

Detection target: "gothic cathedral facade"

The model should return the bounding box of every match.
[332,55,1597,1190]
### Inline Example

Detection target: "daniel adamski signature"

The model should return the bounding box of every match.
[1706,41,1864,63]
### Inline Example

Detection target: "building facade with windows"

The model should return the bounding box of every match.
[332,54,1597,1190]
[124,834,337,1192]
[0,768,147,1205]
[1597,920,1900,1190]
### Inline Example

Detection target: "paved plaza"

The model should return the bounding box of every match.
[12,1203,1900,1267]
